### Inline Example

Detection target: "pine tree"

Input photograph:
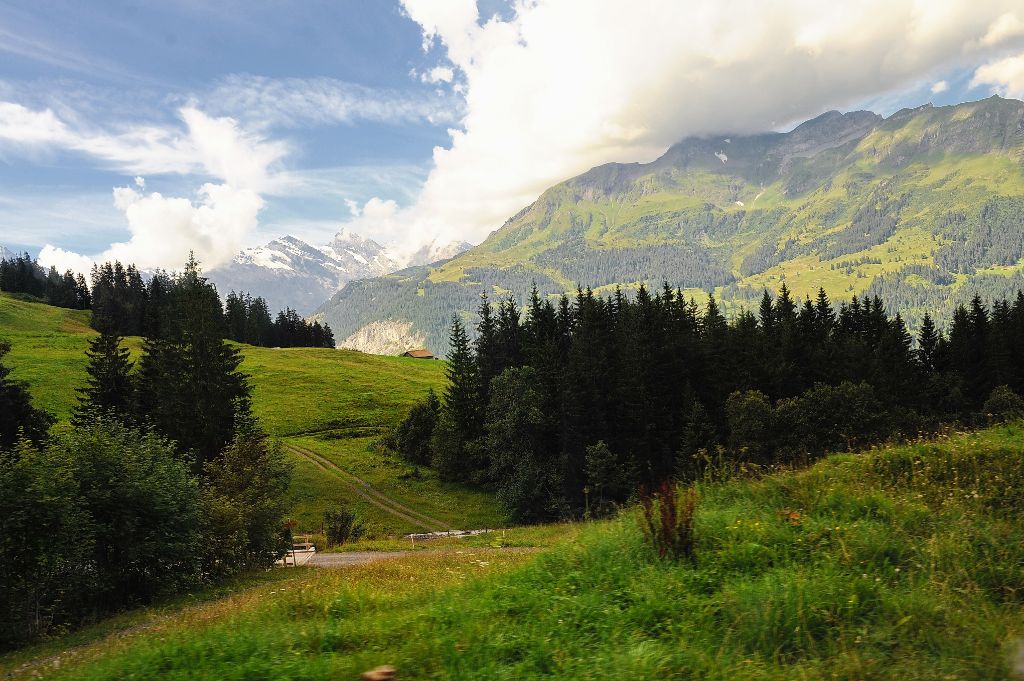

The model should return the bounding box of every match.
[916,313,939,371]
[73,331,134,426]
[443,315,480,440]
[134,255,251,470]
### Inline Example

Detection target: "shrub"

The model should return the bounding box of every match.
[0,419,203,648]
[725,390,773,463]
[982,385,1024,422]
[584,440,626,518]
[201,415,293,576]
[775,382,893,459]
[639,481,698,562]
[324,506,366,546]
[394,389,440,464]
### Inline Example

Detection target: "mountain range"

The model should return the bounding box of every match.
[314,95,1024,354]
[207,229,470,315]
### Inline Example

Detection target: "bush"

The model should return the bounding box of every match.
[0,419,203,648]
[725,390,773,462]
[775,382,893,460]
[982,385,1024,422]
[0,441,92,648]
[584,440,627,518]
[0,340,53,449]
[639,481,698,562]
[324,506,366,546]
[201,416,293,576]
[394,389,440,464]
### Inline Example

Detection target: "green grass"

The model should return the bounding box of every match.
[8,424,1024,679]
[0,293,500,536]
[285,435,504,534]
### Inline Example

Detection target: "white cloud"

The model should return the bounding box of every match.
[931,80,949,93]
[37,245,94,276]
[337,197,406,246]
[206,75,460,129]
[6,103,289,271]
[422,66,455,84]
[378,0,1024,250]
[978,12,1024,47]
[0,102,288,191]
[101,183,263,271]
[0,101,71,143]
[971,52,1024,98]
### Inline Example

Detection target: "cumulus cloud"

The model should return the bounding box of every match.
[364,0,1024,251]
[978,12,1024,47]
[37,245,94,275]
[12,103,288,272]
[337,197,406,246]
[971,52,1024,98]
[931,80,950,94]
[102,183,263,271]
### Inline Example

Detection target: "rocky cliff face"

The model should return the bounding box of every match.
[339,319,428,356]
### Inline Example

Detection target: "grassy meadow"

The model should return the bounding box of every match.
[0,292,502,535]
[4,424,1024,679]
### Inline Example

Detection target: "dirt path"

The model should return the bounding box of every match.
[307,551,414,567]
[306,547,540,568]
[283,443,449,532]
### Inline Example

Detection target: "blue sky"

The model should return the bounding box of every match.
[1,1,1024,272]
[0,1,457,260]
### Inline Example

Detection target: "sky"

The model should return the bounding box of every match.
[2,0,1024,274]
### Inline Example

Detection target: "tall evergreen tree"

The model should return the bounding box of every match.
[73,331,134,426]
[134,255,251,470]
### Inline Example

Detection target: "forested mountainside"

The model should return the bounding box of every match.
[316,95,1024,354]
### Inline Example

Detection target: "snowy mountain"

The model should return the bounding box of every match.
[207,229,400,315]
[0,245,15,261]
[406,239,473,267]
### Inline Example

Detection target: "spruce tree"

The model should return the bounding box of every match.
[73,331,134,426]
[443,315,480,441]
[916,313,939,371]
[134,255,251,470]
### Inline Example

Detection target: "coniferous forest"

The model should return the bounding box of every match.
[394,284,1024,521]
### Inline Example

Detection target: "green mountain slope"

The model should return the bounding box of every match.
[317,96,1024,353]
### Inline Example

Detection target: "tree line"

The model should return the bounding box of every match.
[393,283,1024,522]
[0,252,91,309]
[90,261,335,348]
[0,252,334,348]
[225,291,335,348]
[0,256,291,649]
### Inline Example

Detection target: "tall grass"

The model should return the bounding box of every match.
[6,424,1024,679]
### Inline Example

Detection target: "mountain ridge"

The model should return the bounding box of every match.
[316,95,1024,353]
[207,230,471,315]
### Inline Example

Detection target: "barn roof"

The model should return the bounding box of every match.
[404,348,434,359]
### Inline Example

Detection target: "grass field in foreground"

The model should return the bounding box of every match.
[6,424,1024,680]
